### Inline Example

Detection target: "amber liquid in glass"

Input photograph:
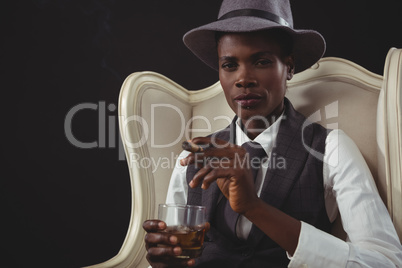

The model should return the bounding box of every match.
[160,225,206,258]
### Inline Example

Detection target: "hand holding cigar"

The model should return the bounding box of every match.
[182,141,211,153]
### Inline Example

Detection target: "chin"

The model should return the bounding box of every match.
[236,107,266,120]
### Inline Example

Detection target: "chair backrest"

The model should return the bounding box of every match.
[86,48,402,268]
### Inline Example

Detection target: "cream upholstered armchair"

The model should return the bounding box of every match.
[86,48,402,268]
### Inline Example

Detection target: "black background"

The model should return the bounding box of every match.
[2,0,402,267]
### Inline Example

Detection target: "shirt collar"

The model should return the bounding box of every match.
[235,112,284,155]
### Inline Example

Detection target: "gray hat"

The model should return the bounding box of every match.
[183,0,326,73]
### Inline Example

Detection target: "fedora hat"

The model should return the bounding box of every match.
[183,0,326,73]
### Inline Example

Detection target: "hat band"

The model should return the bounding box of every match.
[218,9,290,28]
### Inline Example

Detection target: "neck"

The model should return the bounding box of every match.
[241,114,280,140]
[239,99,286,140]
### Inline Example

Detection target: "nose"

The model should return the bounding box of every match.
[235,67,257,89]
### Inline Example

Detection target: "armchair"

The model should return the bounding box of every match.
[86,48,402,268]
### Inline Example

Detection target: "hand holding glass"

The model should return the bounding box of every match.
[158,204,206,259]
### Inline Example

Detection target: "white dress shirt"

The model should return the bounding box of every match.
[166,116,402,267]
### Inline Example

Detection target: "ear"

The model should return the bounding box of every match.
[286,55,295,80]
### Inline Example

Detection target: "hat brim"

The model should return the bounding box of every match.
[183,16,325,73]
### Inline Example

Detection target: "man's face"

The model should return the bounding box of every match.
[217,31,294,127]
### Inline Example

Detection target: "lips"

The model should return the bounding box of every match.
[234,93,263,107]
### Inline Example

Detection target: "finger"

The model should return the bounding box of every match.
[190,156,239,189]
[205,222,211,233]
[180,152,197,166]
[181,152,209,170]
[191,157,234,189]
[145,232,179,248]
[143,220,166,232]
[187,259,196,267]
[147,246,196,267]
[189,164,213,188]
[182,138,242,165]
[147,245,182,258]
[201,167,233,190]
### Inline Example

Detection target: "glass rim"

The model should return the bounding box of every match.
[159,203,206,210]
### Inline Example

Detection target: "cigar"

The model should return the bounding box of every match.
[182,141,211,153]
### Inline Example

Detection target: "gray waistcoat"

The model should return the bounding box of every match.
[186,99,331,267]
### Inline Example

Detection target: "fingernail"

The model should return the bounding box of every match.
[158,222,165,229]
[173,246,182,255]
[170,236,178,244]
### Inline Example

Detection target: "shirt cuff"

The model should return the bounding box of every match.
[288,221,349,268]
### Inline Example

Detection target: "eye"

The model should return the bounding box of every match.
[255,59,272,66]
[220,60,238,70]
